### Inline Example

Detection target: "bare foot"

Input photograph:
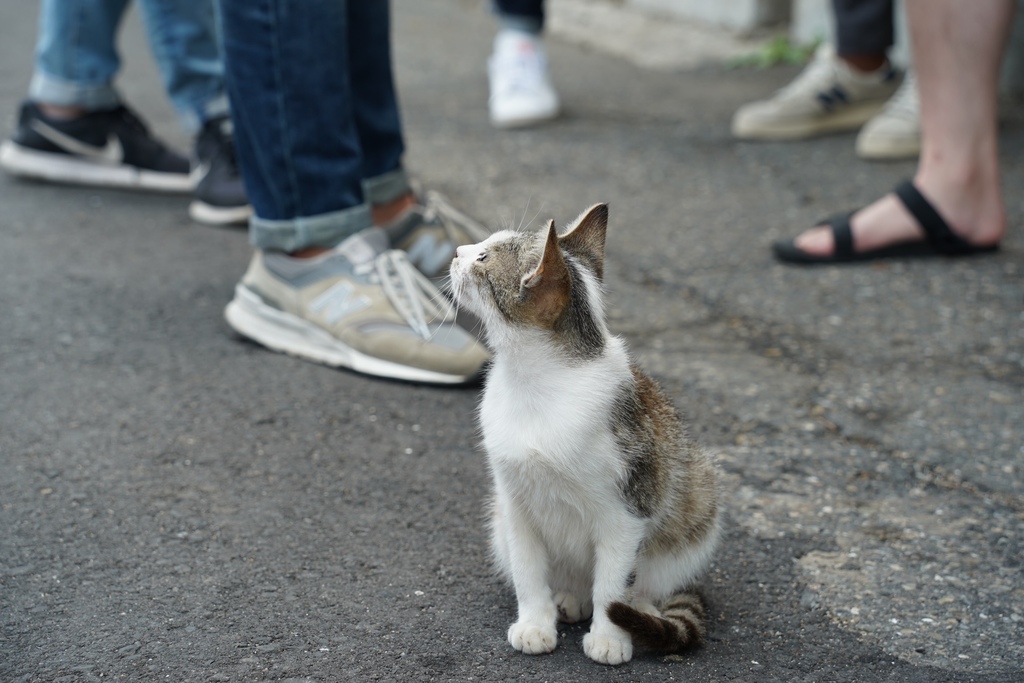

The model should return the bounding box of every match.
[792,172,1005,258]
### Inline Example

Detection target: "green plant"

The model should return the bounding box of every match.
[728,36,820,69]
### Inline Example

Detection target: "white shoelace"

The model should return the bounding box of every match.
[369,249,454,341]
[420,189,492,244]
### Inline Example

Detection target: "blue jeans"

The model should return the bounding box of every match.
[30,0,228,134]
[833,0,894,55]
[220,0,408,252]
[494,0,544,33]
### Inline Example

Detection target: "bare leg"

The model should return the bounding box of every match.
[794,0,1011,256]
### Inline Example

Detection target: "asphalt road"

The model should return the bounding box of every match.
[2,1,1022,682]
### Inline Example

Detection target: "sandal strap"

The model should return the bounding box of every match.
[817,213,854,258]
[893,180,973,255]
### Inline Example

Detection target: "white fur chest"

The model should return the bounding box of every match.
[480,344,632,525]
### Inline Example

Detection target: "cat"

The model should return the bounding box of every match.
[447,203,721,665]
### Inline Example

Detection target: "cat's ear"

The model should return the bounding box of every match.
[559,203,608,280]
[520,220,570,326]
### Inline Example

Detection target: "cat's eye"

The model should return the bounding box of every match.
[476,252,488,262]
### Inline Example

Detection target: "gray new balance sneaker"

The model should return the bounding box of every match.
[224,228,489,384]
[732,44,900,140]
[382,190,492,280]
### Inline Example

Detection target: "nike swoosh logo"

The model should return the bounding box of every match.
[190,160,211,184]
[30,119,124,164]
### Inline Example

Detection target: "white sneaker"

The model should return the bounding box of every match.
[732,44,900,140]
[488,30,560,128]
[856,69,921,160]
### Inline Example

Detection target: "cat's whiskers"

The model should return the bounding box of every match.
[516,197,531,233]
[517,196,544,235]
[421,271,468,345]
[431,275,457,326]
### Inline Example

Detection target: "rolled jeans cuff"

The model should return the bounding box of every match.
[28,71,121,110]
[249,202,373,252]
[361,167,411,206]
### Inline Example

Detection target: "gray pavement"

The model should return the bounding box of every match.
[2,1,1022,682]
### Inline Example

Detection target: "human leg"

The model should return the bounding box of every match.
[732,0,899,140]
[488,0,558,128]
[0,0,192,190]
[833,0,893,70]
[493,0,544,34]
[134,0,227,133]
[220,0,371,250]
[775,0,1010,262]
[331,2,492,279]
[219,0,488,382]
[29,0,130,112]
[840,0,920,160]
[132,0,247,223]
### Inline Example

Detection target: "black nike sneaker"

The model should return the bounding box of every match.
[189,115,251,226]
[0,100,192,192]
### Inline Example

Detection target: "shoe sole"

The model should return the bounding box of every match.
[0,140,193,193]
[225,284,479,385]
[855,135,921,160]
[491,113,559,129]
[731,102,884,140]
[189,200,253,226]
[490,105,560,129]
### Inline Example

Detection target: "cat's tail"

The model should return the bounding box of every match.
[606,592,707,652]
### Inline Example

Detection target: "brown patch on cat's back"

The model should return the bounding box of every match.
[613,367,675,517]
[630,367,719,556]
[646,446,719,556]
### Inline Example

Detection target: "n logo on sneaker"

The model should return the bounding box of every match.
[309,281,371,325]
[30,119,124,165]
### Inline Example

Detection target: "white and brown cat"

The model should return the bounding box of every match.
[448,204,721,665]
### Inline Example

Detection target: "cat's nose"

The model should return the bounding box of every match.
[455,245,472,260]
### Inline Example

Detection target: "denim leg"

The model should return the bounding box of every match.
[348,1,407,203]
[220,0,377,252]
[492,0,544,33]
[29,0,131,110]
[135,0,229,134]
[832,0,894,56]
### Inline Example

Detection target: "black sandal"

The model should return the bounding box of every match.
[772,180,1001,264]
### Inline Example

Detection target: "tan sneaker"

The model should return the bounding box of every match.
[732,44,901,140]
[382,189,492,280]
[224,228,489,384]
[856,70,921,160]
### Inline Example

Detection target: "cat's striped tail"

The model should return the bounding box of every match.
[606,592,707,652]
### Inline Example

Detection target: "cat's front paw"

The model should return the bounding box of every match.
[554,592,593,624]
[583,630,632,665]
[508,621,558,655]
